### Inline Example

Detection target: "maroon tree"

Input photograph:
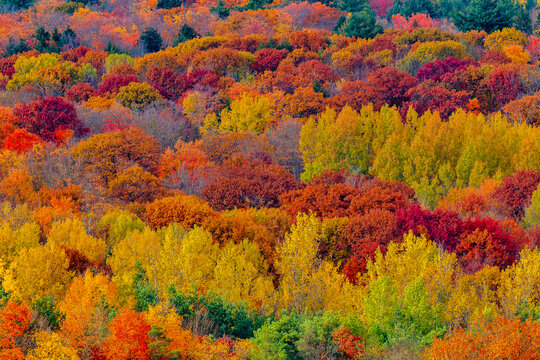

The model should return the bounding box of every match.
[492,170,540,220]
[14,97,88,142]
[250,49,288,73]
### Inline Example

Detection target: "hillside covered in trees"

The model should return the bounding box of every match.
[0,0,539,359]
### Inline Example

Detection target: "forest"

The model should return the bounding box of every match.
[0,0,538,358]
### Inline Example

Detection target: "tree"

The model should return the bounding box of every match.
[72,127,161,185]
[14,97,88,142]
[338,0,370,13]
[426,316,540,359]
[140,28,163,54]
[175,24,199,45]
[492,170,540,220]
[97,74,139,95]
[26,332,79,360]
[211,239,273,309]
[515,4,533,34]
[115,82,164,111]
[3,241,74,301]
[387,0,439,19]
[276,213,344,312]
[0,0,33,10]
[335,10,383,39]
[0,301,32,360]
[201,157,300,210]
[107,165,164,203]
[145,193,218,230]
[454,0,516,33]
[250,49,287,73]
[48,217,107,262]
[210,0,230,19]
[523,187,540,230]
[156,0,183,9]
[102,310,152,360]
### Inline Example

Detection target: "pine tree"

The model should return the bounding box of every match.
[141,27,163,53]
[210,0,230,19]
[514,4,532,34]
[387,0,439,19]
[175,24,199,45]
[454,0,516,33]
[338,0,370,13]
[336,9,383,39]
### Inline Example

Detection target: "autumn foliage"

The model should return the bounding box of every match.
[0,1,537,359]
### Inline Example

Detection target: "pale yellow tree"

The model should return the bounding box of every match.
[498,247,540,318]
[363,232,458,308]
[108,227,162,298]
[275,213,344,312]
[211,239,275,310]
[444,266,500,329]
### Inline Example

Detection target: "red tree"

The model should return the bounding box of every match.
[201,156,300,210]
[14,97,88,142]
[492,170,540,220]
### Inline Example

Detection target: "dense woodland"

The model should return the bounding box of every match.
[0,0,539,358]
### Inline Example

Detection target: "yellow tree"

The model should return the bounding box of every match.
[0,220,40,274]
[363,232,458,310]
[203,94,275,135]
[48,217,107,262]
[26,332,80,360]
[444,266,500,329]
[158,226,219,293]
[498,247,540,318]
[275,213,344,312]
[211,239,274,310]
[3,241,74,301]
[108,227,162,298]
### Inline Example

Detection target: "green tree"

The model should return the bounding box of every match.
[514,4,533,34]
[133,263,158,312]
[0,0,33,10]
[454,0,516,33]
[140,27,163,53]
[156,0,184,9]
[523,187,540,229]
[175,24,199,45]
[210,0,230,19]
[336,9,383,39]
[338,0,369,13]
[5,38,30,56]
[387,0,439,19]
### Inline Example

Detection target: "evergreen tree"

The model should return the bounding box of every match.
[338,0,370,13]
[387,0,439,19]
[175,24,199,45]
[156,0,184,9]
[141,27,163,53]
[0,0,33,10]
[242,0,272,11]
[33,27,51,53]
[454,0,516,33]
[515,4,532,34]
[5,38,30,56]
[210,0,230,19]
[133,263,158,312]
[336,8,383,39]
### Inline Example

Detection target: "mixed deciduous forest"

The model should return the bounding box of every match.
[0,0,539,358]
